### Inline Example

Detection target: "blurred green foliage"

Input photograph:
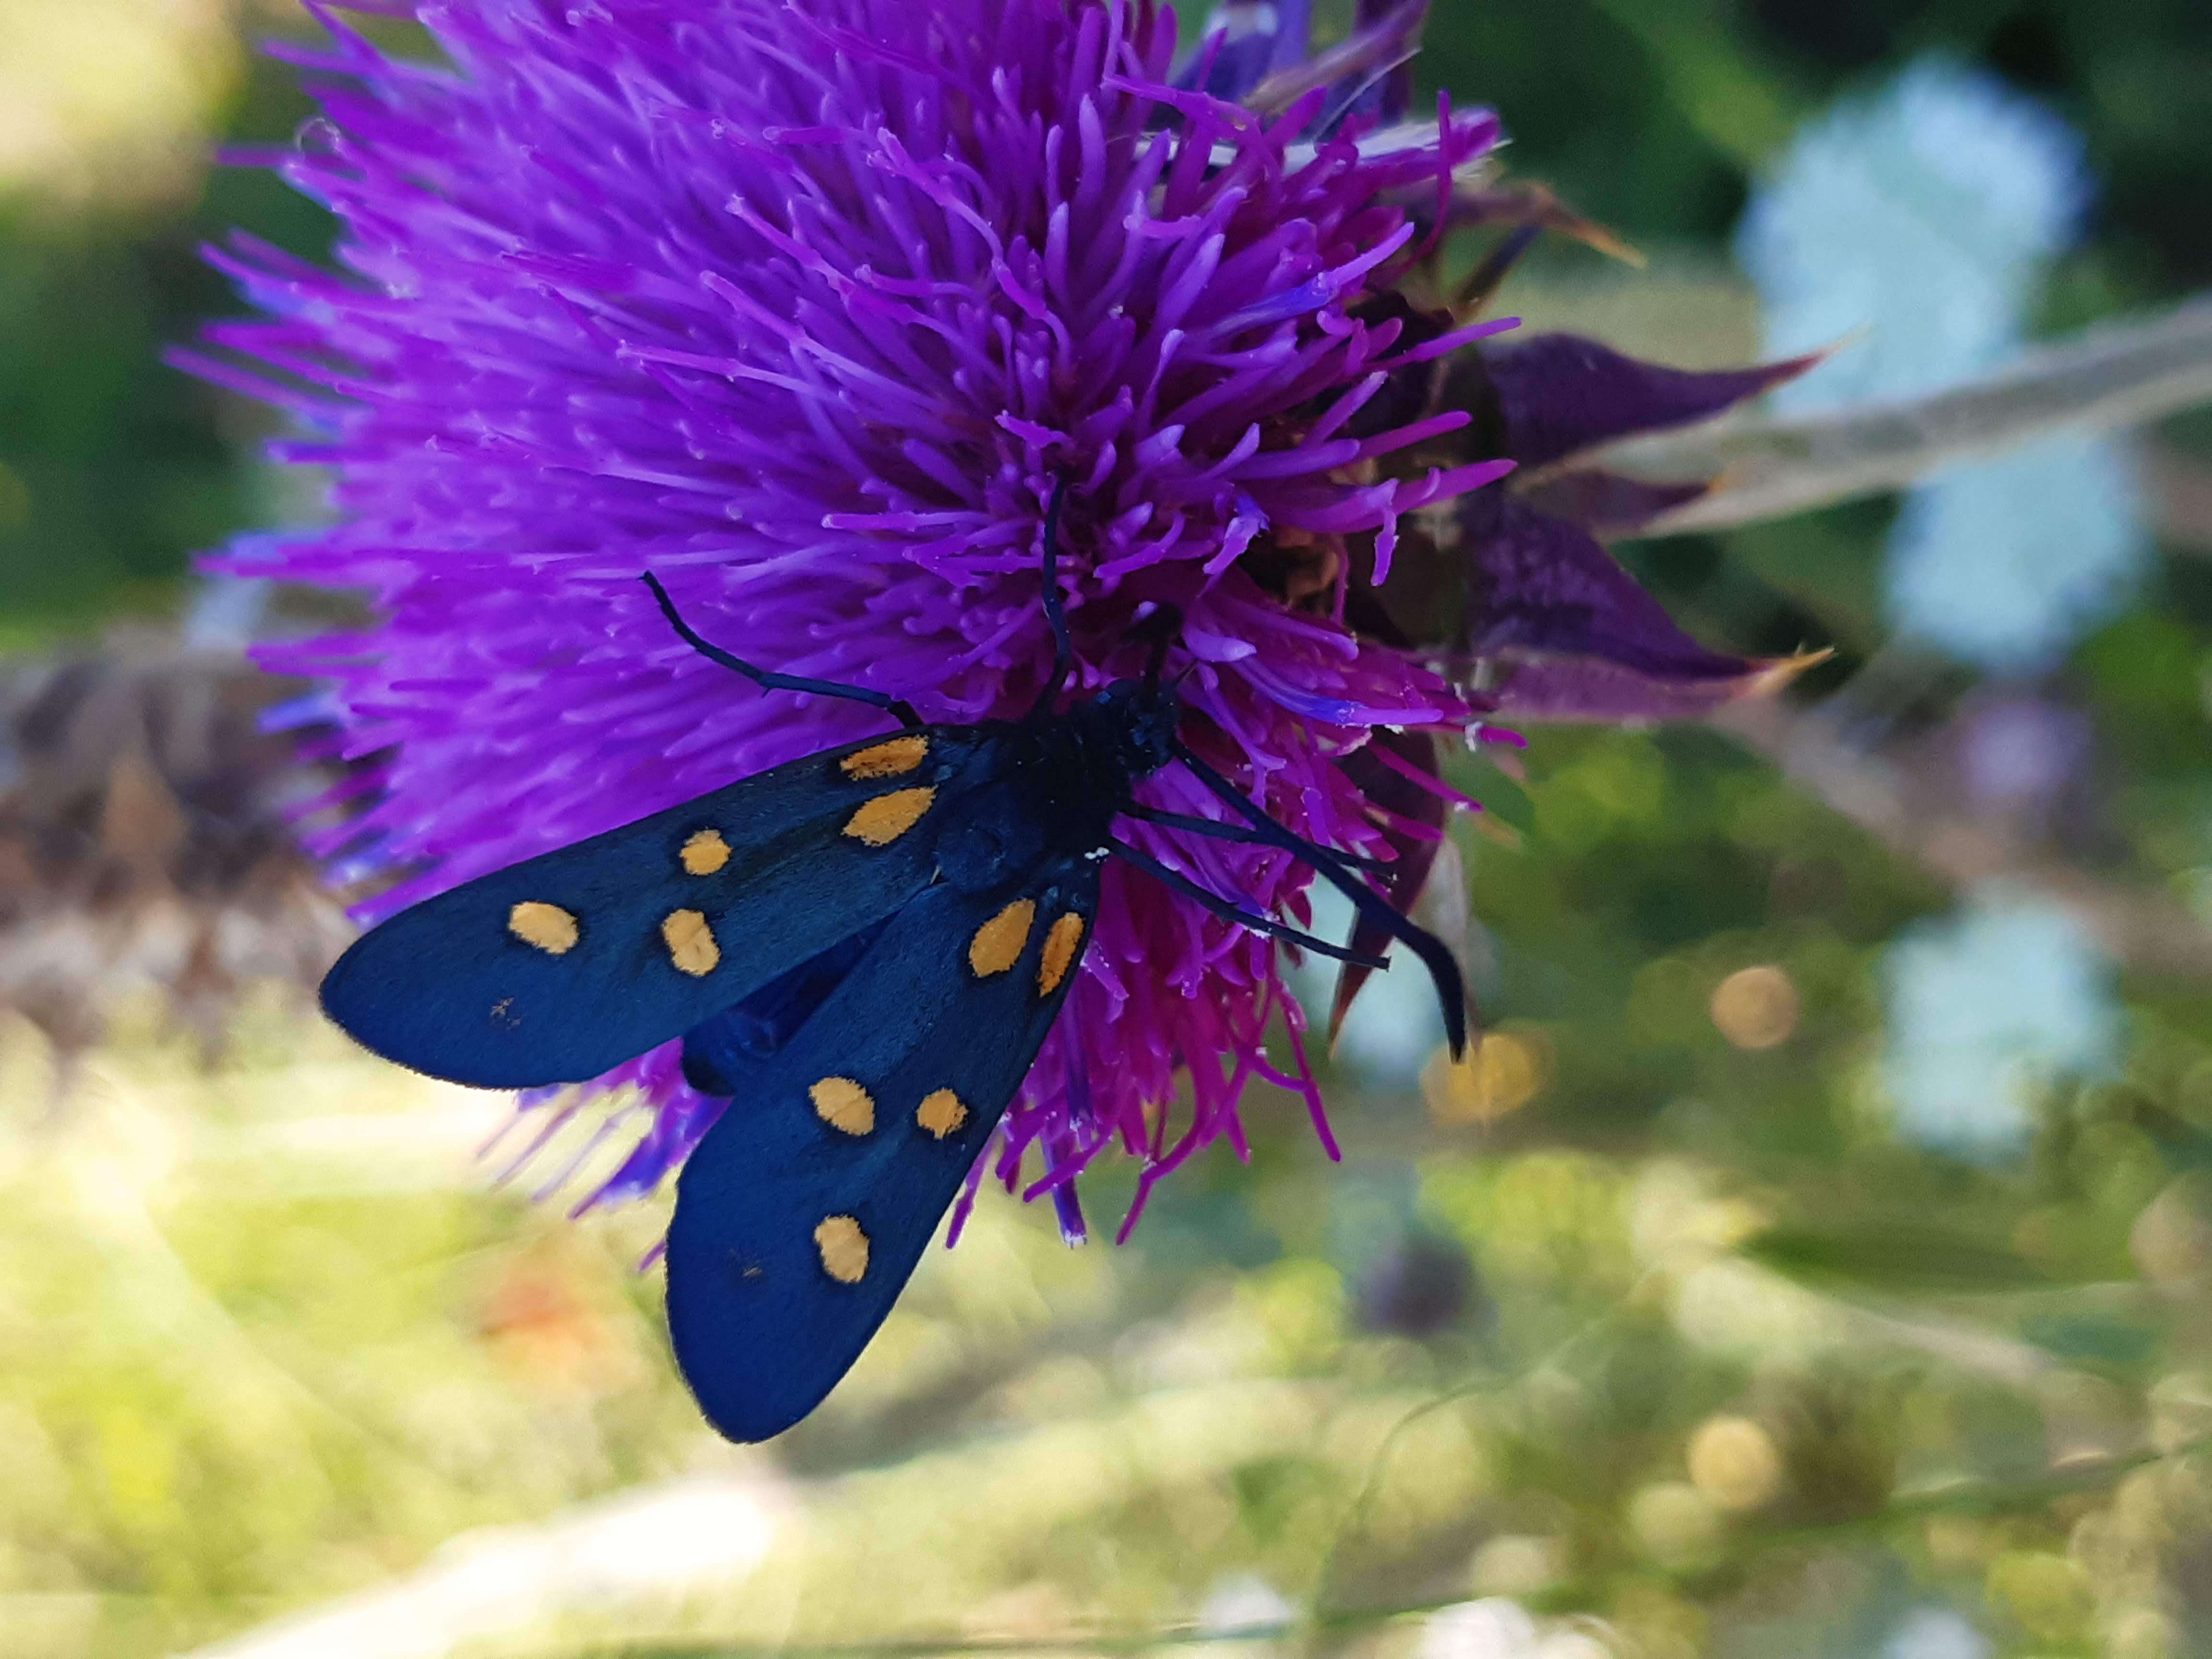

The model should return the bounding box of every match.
[0,30,321,641]
[12,709,2212,1655]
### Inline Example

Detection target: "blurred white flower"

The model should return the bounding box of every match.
[1886,433,2150,672]
[1883,889,2119,1159]
[183,577,272,650]
[1738,56,2142,671]
[1883,1606,1992,1659]
[1421,1599,1611,1659]
[1738,55,2088,409]
[1197,1573,1294,1636]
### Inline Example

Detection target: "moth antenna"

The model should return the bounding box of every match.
[641,572,921,730]
[1028,476,1073,719]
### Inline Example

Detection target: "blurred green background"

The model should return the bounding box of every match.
[5,2,2212,1658]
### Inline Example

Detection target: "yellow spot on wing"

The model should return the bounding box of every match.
[814,1215,869,1284]
[809,1076,875,1136]
[680,828,732,875]
[508,902,579,955]
[842,786,935,847]
[1038,912,1085,996]
[661,909,720,976]
[916,1088,968,1139]
[968,898,1036,977]
[841,734,930,780]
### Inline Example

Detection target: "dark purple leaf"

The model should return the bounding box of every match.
[1483,649,1830,724]
[1463,489,1747,680]
[1484,334,1820,469]
[1515,469,1714,536]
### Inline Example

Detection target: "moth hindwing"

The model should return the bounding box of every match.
[663,865,1100,1442]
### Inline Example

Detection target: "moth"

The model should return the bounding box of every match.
[320,489,1467,1440]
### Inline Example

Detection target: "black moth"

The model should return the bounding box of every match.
[320,486,1467,1440]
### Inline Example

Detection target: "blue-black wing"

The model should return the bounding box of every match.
[677,915,893,1094]
[320,727,991,1088]
[663,862,1100,1442]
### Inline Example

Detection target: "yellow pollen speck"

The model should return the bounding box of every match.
[661,909,720,976]
[968,898,1036,977]
[680,828,732,875]
[1038,912,1085,996]
[841,734,930,780]
[814,1215,869,1284]
[810,1076,876,1136]
[916,1088,968,1139]
[508,902,579,955]
[842,786,936,847]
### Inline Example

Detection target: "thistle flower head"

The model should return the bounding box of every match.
[193,0,1807,1234]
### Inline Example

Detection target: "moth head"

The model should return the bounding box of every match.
[1086,678,1180,781]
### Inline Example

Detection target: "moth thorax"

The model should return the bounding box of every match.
[1073,681,1178,784]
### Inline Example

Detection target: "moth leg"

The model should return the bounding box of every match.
[1106,839,1387,970]
[1120,804,1393,872]
[643,573,922,730]
[1168,739,1469,1058]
